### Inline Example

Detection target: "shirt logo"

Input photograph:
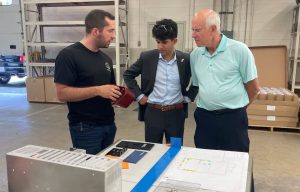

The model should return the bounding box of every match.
[105,62,111,72]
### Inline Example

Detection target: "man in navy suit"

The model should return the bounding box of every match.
[123,19,198,144]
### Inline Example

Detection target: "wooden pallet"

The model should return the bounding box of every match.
[249,124,300,133]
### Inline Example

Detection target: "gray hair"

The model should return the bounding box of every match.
[206,11,221,34]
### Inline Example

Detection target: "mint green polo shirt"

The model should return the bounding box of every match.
[190,35,257,110]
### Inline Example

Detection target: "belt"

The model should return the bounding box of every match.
[147,103,184,111]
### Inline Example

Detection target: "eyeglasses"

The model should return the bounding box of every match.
[154,24,173,33]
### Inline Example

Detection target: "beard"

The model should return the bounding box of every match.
[96,35,110,48]
[97,40,109,48]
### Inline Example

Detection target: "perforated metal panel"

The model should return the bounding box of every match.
[6,145,122,192]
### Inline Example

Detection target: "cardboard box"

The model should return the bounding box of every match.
[250,46,287,88]
[248,115,298,127]
[252,95,299,106]
[247,47,300,127]
[26,77,45,102]
[247,104,299,117]
[253,88,299,106]
[44,76,62,103]
[256,87,295,102]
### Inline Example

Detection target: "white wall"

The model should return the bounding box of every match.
[128,0,213,50]
[0,0,296,57]
[234,0,294,47]
[127,0,295,62]
[128,0,295,49]
[128,0,213,61]
[0,1,23,55]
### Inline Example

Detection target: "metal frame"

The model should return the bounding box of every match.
[290,4,300,92]
[20,0,129,85]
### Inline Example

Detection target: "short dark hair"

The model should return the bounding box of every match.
[152,19,178,41]
[85,9,115,34]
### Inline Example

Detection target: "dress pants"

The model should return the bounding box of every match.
[194,107,249,152]
[144,106,185,144]
[194,107,254,192]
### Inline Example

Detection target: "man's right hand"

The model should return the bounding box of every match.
[97,85,122,101]
[139,95,148,105]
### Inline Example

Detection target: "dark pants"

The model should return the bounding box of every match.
[144,106,185,144]
[194,107,254,192]
[69,122,116,155]
[194,107,249,152]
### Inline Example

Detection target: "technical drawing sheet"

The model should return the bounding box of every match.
[159,148,249,192]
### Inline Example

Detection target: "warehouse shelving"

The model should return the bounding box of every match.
[289,4,300,92]
[216,0,236,39]
[20,0,129,85]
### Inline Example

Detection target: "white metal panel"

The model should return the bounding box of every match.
[23,0,117,4]
[6,145,122,192]
[0,34,23,55]
[0,5,23,55]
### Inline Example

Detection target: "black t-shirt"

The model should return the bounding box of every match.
[54,42,115,124]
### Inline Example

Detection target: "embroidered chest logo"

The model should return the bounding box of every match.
[105,62,111,72]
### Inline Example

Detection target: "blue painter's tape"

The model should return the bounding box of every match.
[130,137,182,192]
[170,137,182,148]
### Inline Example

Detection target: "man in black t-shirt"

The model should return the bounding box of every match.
[54,9,121,155]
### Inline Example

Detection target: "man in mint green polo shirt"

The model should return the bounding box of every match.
[191,9,259,191]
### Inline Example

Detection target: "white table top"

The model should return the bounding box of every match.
[99,140,252,192]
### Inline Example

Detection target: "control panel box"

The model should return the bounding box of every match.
[6,145,122,192]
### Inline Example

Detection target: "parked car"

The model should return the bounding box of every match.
[0,55,26,84]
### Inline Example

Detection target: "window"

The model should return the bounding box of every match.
[0,0,12,6]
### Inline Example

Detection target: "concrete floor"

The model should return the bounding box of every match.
[0,84,300,192]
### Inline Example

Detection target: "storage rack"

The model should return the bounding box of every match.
[289,4,300,92]
[20,0,129,85]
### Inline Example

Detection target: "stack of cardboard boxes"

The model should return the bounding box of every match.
[26,76,62,103]
[248,46,300,128]
[248,87,299,127]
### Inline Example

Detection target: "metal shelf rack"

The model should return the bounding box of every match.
[20,0,129,85]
